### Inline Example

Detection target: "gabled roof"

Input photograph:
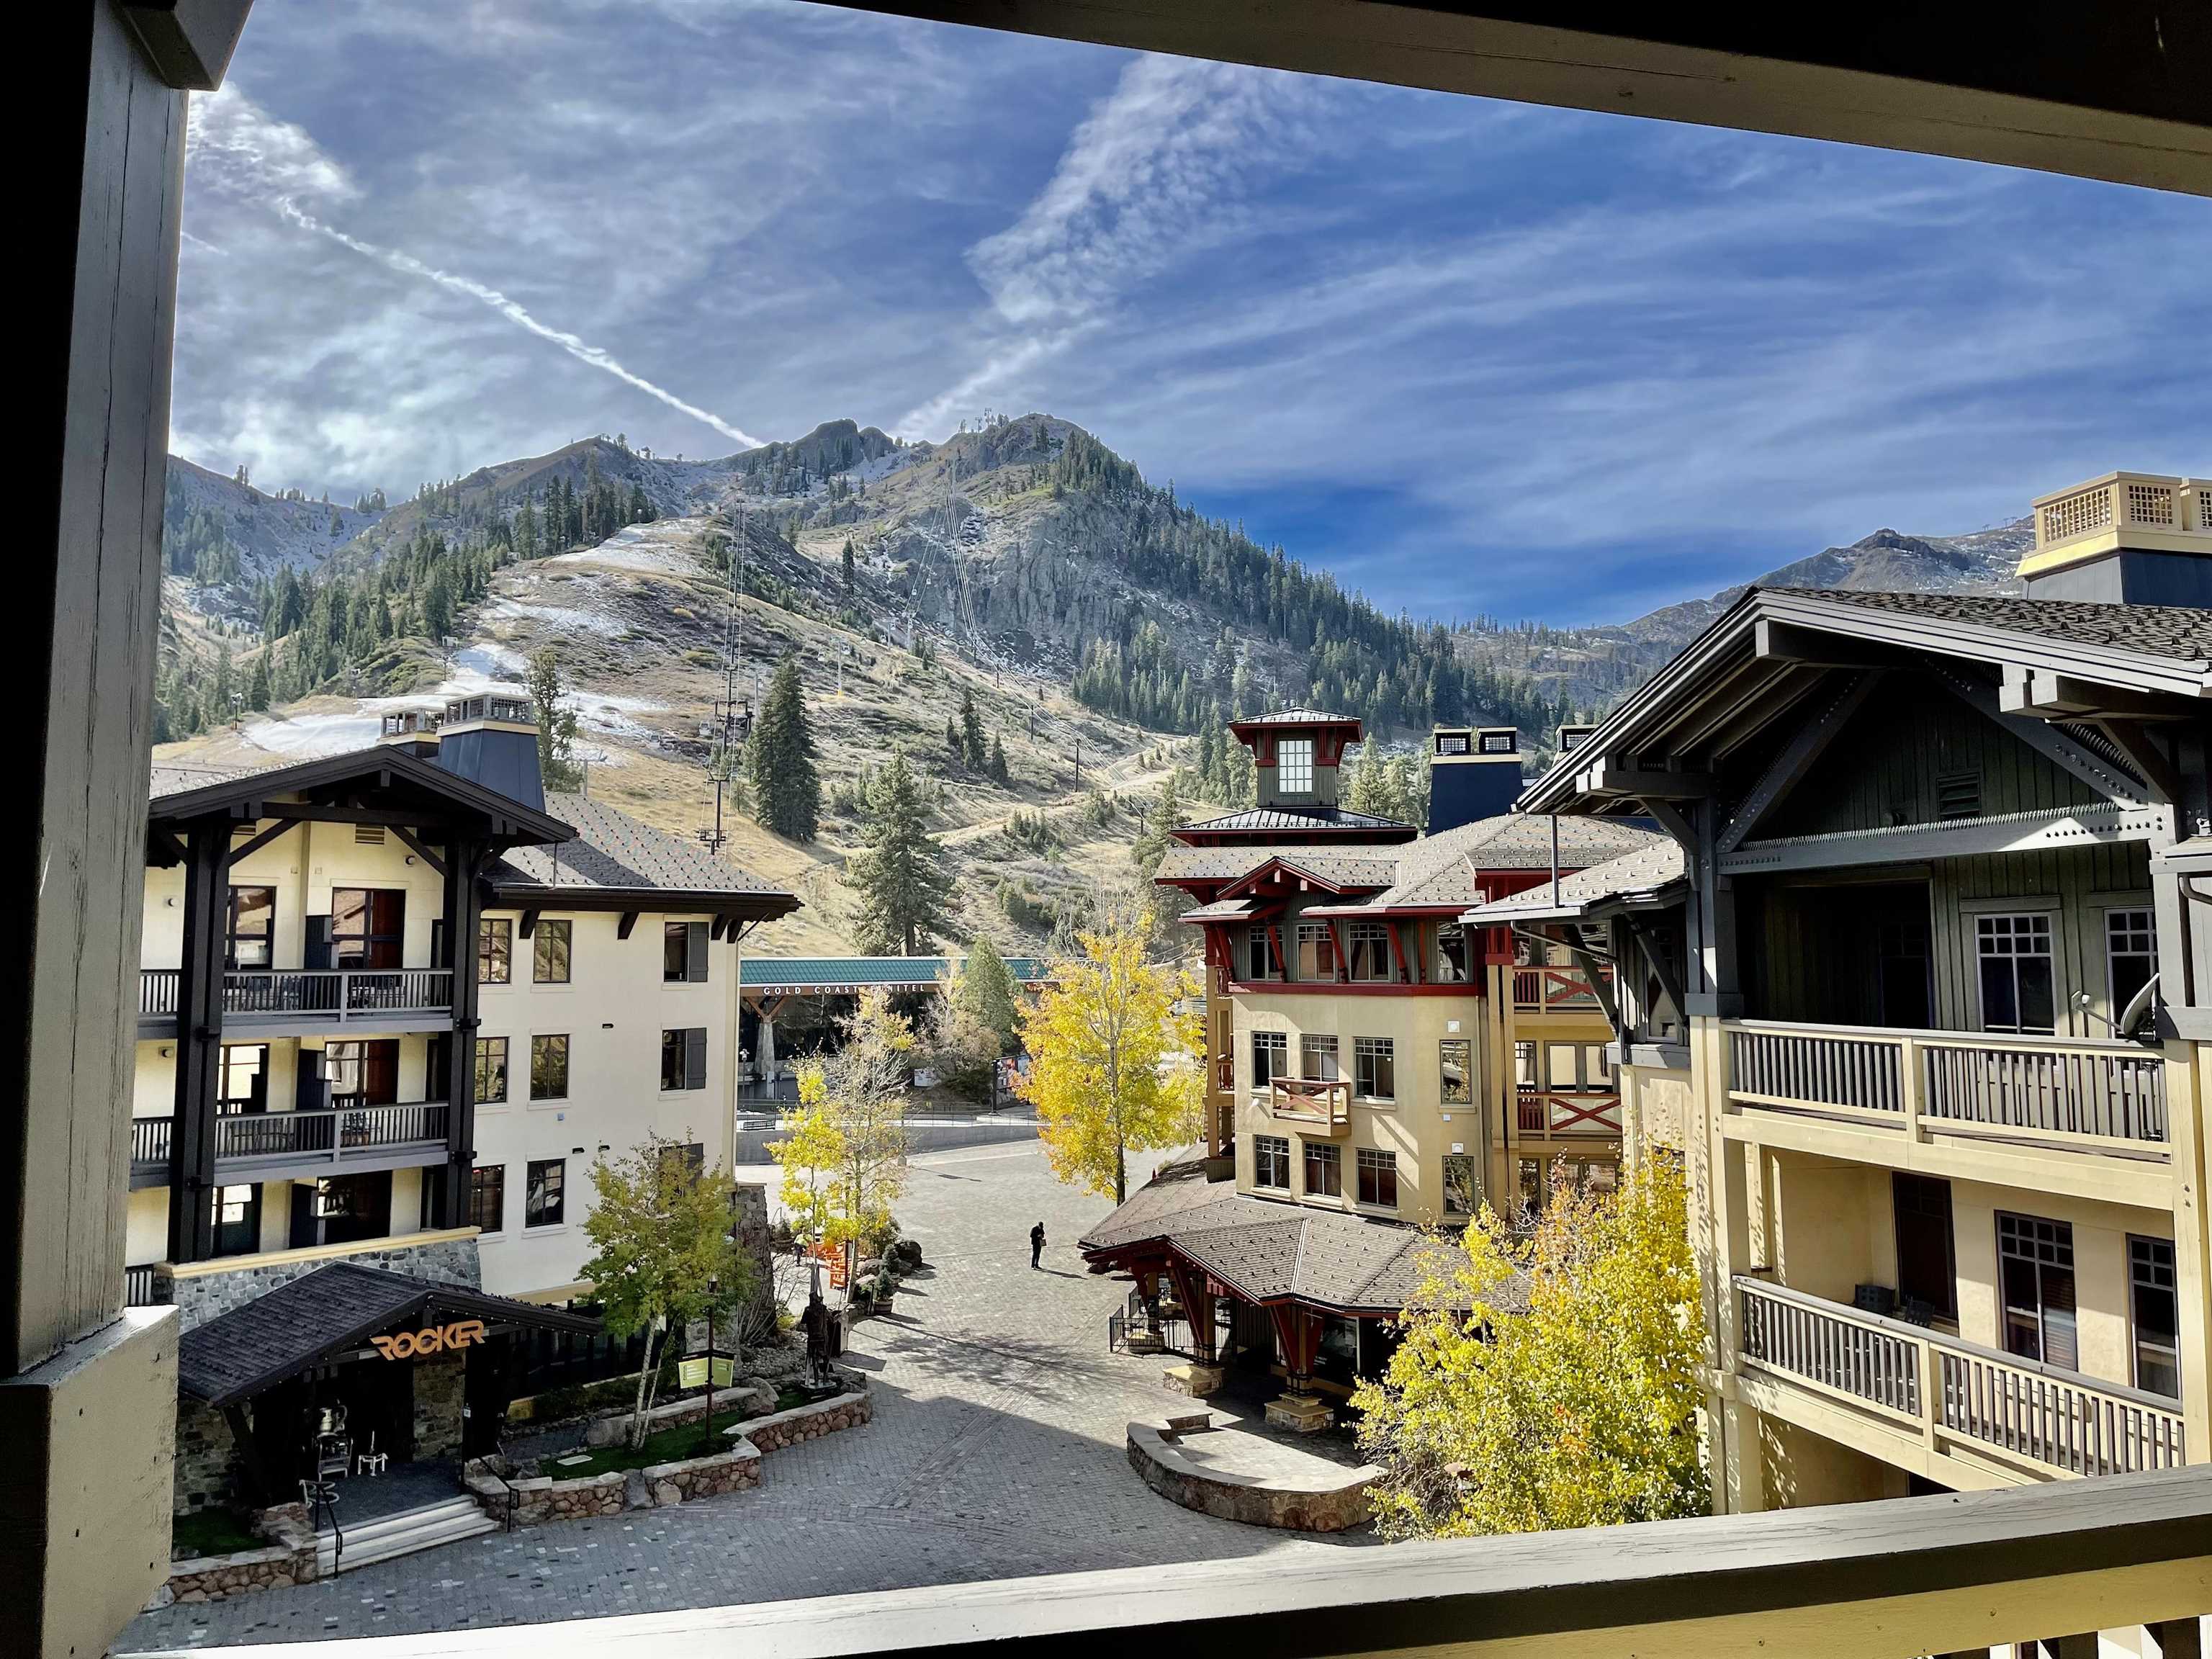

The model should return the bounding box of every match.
[148,745,572,847]
[177,1262,598,1407]
[1216,850,1408,901]
[1228,706,1362,729]
[1520,587,2212,818]
[490,792,798,922]
[1080,1166,1524,1316]
[1368,815,1665,909]
[1462,840,1687,925]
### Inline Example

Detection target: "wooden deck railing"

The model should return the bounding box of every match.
[307,1462,2212,1659]
[1515,1090,1623,1136]
[1512,963,1609,1012]
[132,1104,449,1182]
[138,966,457,1022]
[1269,1076,1350,1133]
[1725,1019,2168,1153]
[1738,1277,2188,1480]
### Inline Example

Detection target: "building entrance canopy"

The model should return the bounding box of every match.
[176,1262,599,1408]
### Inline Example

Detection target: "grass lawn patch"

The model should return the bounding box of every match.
[557,1417,730,1476]
[173,1507,263,1560]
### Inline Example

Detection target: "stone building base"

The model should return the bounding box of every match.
[1162,1363,1224,1398]
[1264,1392,1334,1434]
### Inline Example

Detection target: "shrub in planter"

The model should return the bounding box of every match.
[889,1238,923,1272]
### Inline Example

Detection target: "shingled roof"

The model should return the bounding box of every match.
[1462,839,1687,924]
[176,1262,598,1407]
[1770,589,2212,662]
[1174,805,1416,837]
[490,791,795,917]
[1080,1168,1524,1316]
[1365,814,1665,909]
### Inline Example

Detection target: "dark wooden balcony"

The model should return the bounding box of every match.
[137,966,457,1035]
[128,1102,451,1187]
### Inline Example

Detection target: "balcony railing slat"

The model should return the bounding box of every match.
[138,966,456,1021]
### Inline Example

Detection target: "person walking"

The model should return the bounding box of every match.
[1029,1221,1046,1269]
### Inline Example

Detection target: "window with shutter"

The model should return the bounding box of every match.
[685,1028,707,1089]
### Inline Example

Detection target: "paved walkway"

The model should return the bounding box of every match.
[123,1143,1364,1650]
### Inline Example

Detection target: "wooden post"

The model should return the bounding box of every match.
[434,835,485,1228]
[168,819,230,1264]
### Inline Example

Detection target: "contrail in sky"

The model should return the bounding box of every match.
[189,86,760,451]
[276,201,763,450]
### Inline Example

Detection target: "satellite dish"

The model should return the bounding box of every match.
[2117,973,2160,1039]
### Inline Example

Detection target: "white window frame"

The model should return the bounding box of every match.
[1276,737,1315,796]
[2103,904,2158,1020]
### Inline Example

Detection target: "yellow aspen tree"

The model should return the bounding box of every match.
[1353,1154,1707,1537]
[1017,914,1203,1204]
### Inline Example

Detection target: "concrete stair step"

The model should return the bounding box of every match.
[316,1497,497,1573]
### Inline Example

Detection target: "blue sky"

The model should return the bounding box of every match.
[175,1,2210,624]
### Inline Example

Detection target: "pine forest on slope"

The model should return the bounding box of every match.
[149,413,2032,955]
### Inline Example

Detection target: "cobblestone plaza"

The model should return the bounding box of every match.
[124,1143,1363,1650]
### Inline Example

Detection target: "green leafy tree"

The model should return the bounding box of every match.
[526,647,585,793]
[579,1132,752,1449]
[1017,910,1203,1204]
[770,991,913,1282]
[845,749,955,955]
[748,657,820,842]
[1354,1156,1707,1537]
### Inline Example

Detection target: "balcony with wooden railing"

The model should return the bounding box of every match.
[1737,1277,2188,1487]
[1516,1089,1624,1138]
[1511,961,1610,1015]
[127,1102,451,1186]
[137,966,457,1035]
[1722,1019,2174,1203]
[1268,1076,1350,1136]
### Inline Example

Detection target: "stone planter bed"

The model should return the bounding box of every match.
[1128,1411,1377,1533]
[157,1503,317,1606]
[478,1382,871,1530]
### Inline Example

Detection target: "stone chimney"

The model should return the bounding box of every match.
[2021,472,2211,605]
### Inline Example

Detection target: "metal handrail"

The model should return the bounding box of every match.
[464,1454,519,1532]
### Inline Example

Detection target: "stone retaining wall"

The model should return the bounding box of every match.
[480,1385,870,1532]
[158,1503,318,1606]
[1127,1415,1377,1533]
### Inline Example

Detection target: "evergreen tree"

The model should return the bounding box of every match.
[844,749,955,956]
[248,654,271,711]
[958,685,987,770]
[988,734,1010,785]
[952,938,1022,1057]
[841,539,856,592]
[749,657,821,842]
[1130,769,1184,881]
[525,647,585,793]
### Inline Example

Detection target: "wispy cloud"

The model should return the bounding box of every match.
[186,87,763,451]
[900,54,1321,433]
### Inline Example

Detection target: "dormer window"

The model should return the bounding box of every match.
[1277,737,1315,795]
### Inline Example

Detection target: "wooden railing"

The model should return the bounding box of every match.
[437,1462,2212,1659]
[1515,1090,1623,1136]
[215,1102,450,1164]
[1724,1019,2169,1153]
[139,966,456,1022]
[130,1114,171,1169]
[1269,1076,1349,1133]
[1512,963,1609,1012]
[138,967,180,1017]
[1737,1277,2188,1480]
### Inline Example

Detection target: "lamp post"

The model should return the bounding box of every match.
[704,1274,719,1455]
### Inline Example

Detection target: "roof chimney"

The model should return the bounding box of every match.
[1428,726,1521,837]
[2020,472,2212,605]
[433,693,545,809]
